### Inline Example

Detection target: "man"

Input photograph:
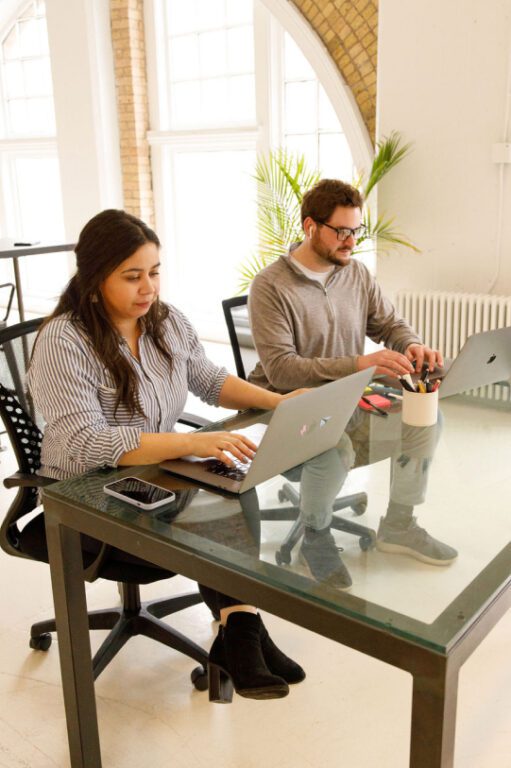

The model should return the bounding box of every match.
[248,179,456,584]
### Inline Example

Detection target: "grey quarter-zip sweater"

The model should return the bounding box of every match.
[247,247,421,393]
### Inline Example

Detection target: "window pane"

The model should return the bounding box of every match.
[226,0,252,24]
[228,74,255,121]
[199,30,227,76]
[26,97,55,134]
[18,19,41,57]
[2,27,19,60]
[4,61,24,99]
[201,77,228,120]
[37,17,49,55]
[227,25,253,72]
[319,133,354,180]
[24,58,52,97]
[318,85,340,131]
[284,81,317,134]
[284,34,315,81]
[13,154,67,303]
[8,100,28,134]
[284,133,317,167]
[170,34,199,80]
[171,80,201,125]
[196,0,225,29]
[169,148,256,331]
[166,0,198,35]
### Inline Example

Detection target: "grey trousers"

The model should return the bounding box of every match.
[289,408,443,530]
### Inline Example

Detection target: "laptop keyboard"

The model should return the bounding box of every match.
[203,458,250,482]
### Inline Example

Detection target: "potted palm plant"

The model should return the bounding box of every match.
[238,131,418,292]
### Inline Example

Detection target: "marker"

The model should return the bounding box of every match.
[399,375,416,392]
[361,396,389,417]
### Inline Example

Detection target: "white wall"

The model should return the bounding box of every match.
[377,0,511,299]
[45,0,123,242]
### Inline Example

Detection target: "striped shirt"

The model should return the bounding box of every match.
[27,306,229,480]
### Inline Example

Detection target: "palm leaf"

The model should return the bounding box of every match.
[363,131,412,199]
[239,137,417,290]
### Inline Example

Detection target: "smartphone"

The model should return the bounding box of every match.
[103,477,176,510]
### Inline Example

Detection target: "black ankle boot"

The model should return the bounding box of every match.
[208,612,289,703]
[259,618,305,684]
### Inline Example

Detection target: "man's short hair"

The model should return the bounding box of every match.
[301,179,363,225]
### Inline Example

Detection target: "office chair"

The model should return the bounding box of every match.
[0,317,209,686]
[222,295,376,564]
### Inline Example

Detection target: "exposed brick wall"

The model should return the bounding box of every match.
[290,0,378,141]
[110,0,154,224]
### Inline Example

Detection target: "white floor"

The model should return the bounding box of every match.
[1,340,510,768]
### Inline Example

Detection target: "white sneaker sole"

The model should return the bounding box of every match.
[376,540,457,566]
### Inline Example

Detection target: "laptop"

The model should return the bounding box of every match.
[160,366,375,494]
[431,326,511,399]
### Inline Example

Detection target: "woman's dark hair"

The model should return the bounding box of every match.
[44,209,172,417]
[301,179,363,226]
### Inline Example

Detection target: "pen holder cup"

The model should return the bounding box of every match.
[401,388,439,427]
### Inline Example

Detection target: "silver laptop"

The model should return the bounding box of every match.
[435,326,511,399]
[160,367,375,494]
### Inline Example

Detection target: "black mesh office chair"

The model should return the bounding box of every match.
[222,295,376,564]
[0,318,209,686]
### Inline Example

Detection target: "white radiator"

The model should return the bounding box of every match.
[395,290,511,402]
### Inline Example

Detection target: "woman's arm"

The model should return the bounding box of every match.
[217,374,281,410]
[119,375,307,467]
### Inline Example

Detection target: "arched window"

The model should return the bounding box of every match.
[146,0,371,338]
[0,0,65,314]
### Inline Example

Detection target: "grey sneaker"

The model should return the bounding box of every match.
[376,516,458,565]
[299,527,352,589]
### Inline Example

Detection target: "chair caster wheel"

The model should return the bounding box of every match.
[275,550,291,566]
[359,534,376,551]
[191,665,208,691]
[30,633,52,651]
[352,502,367,516]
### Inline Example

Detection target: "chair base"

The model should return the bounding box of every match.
[260,483,376,566]
[29,582,208,680]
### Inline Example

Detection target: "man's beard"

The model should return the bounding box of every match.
[311,239,352,266]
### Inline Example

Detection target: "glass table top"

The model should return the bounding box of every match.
[44,394,511,655]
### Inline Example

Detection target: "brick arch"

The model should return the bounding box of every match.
[290,0,378,142]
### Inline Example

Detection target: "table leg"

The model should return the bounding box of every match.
[409,656,458,768]
[12,256,25,323]
[45,515,102,768]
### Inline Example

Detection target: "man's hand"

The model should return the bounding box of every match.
[405,343,443,373]
[357,350,415,378]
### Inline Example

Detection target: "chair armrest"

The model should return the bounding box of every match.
[3,472,54,490]
[178,412,213,429]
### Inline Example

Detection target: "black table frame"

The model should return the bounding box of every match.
[43,486,511,768]
[0,242,74,322]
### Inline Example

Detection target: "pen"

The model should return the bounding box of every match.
[430,380,441,392]
[417,380,427,394]
[361,396,388,417]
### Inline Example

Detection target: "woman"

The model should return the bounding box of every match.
[28,209,305,701]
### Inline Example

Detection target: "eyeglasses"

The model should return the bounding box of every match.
[317,221,367,241]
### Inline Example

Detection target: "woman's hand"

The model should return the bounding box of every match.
[187,431,257,466]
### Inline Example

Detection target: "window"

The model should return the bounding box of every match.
[0,0,66,314]
[148,0,366,339]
